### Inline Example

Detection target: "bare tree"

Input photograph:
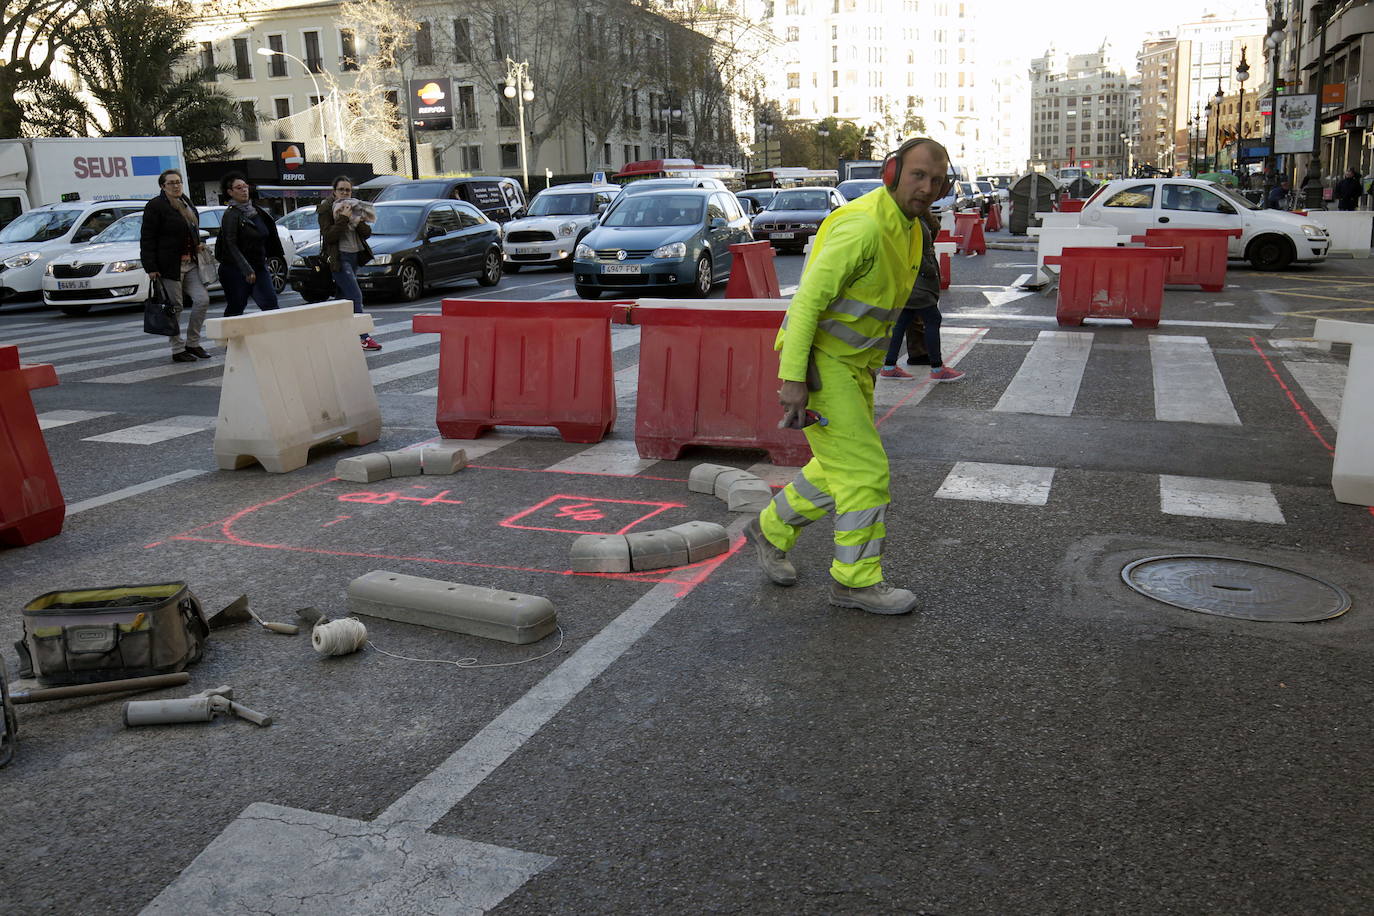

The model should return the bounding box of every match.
[0,0,83,137]
[332,0,417,173]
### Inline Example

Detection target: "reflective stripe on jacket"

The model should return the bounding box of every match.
[774,186,921,381]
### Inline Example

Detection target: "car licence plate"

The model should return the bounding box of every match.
[57,280,91,290]
[603,264,641,274]
[772,232,795,239]
[511,246,540,255]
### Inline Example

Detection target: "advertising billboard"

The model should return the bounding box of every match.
[410,78,453,131]
[1274,94,1317,155]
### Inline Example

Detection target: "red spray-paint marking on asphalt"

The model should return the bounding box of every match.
[1246,336,1335,454]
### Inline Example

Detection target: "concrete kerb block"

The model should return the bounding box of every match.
[689,463,736,494]
[347,570,557,645]
[385,448,424,478]
[712,469,756,501]
[665,521,730,563]
[570,535,632,573]
[421,445,467,475]
[335,453,392,483]
[625,529,691,570]
[726,478,773,512]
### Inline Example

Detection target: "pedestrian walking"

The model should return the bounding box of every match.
[1335,168,1363,211]
[317,175,381,351]
[140,168,211,363]
[878,212,964,383]
[744,137,949,616]
[215,172,282,317]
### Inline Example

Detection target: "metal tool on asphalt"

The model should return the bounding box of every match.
[216,594,299,635]
[123,685,272,728]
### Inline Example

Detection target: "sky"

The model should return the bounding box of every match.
[981,0,1268,69]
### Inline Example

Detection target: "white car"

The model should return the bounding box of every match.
[1079,178,1329,270]
[0,199,147,304]
[41,213,221,316]
[197,205,296,293]
[502,184,620,271]
[278,205,322,251]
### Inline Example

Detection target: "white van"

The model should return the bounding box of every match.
[0,199,147,304]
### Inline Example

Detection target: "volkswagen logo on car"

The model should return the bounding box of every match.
[616,250,627,260]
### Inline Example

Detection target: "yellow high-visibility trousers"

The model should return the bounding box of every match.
[758,350,889,588]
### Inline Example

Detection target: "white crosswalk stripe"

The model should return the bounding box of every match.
[8,325,143,350]
[370,353,440,385]
[994,330,1093,416]
[1150,335,1241,425]
[32,332,188,364]
[87,357,224,384]
[1158,475,1285,525]
[935,461,1056,505]
[82,414,216,445]
[38,409,115,430]
[1283,360,1345,430]
[873,327,984,409]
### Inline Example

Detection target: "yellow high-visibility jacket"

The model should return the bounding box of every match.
[775,187,922,382]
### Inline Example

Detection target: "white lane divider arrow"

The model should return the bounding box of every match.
[981,287,1039,308]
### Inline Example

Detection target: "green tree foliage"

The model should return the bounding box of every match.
[22,0,246,160]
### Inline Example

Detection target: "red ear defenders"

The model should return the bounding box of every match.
[882,138,953,194]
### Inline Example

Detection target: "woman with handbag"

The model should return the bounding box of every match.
[215,172,283,317]
[317,175,382,351]
[140,169,211,362]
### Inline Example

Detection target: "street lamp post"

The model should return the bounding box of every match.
[503,57,535,195]
[817,125,830,171]
[1190,108,1199,175]
[1120,131,1132,177]
[660,100,682,158]
[758,119,773,169]
[1235,47,1250,186]
[1264,5,1288,188]
[1213,77,1225,171]
[256,47,329,159]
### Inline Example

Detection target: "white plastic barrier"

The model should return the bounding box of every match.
[1306,211,1373,258]
[940,209,956,235]
[205,299,382,473]
[1032,212,1082,231]
[1312,318,1374,505]
[1034,227,1127,283]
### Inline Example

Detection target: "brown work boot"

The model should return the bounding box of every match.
[744,516,797,586]
[827,580,917,615]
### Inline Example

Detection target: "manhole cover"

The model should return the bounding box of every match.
[1121,555,1351,622]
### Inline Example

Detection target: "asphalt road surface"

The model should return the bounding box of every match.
[2,235,1372,915]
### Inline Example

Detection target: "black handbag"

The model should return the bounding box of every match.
[142,277,179,337]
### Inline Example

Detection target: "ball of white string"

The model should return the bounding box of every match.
[311,617,368,656]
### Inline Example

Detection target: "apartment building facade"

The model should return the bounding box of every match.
[1029,46,1132,177]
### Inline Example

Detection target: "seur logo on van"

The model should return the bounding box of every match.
[72,155,179,180]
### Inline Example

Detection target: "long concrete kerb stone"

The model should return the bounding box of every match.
[688,463,736,494]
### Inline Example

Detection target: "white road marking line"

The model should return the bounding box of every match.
[1283,360,1345,430]
[934,461,1055,506]
[613,363,639,401]
[977,338,1035,346]
[611,326,640,351]
[82,414,216,444]
[0,318,67,334]
[545,438,657,475]
[1270,338,1331,351]
[375,517,747,831]
[779,284,798,296]
[7,325,144,350]
[1159,475,1286,524]
[994,330,1093,417]
[981,288,1039,307]
[34,333,185,364]
[946,312,1276,330]
[85,358,224,384]
[38,409,115,430]
[370,353,439,385]
[66,468,210,515]
[1150,335,1240,425]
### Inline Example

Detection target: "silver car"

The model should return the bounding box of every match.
[502,184,620,271]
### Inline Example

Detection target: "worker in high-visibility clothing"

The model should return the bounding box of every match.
[745,138,952,615]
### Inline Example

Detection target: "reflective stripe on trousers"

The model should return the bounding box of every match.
[758,350,890,588]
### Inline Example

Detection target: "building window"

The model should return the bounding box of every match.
[453,19,472,62]
[623,144,632,164]
[199,42,216,80]
[498,92,516,127]
[239,100,258,141]
[461,145,482,170]
[634,144,641,160]
[787,72,799,89]
[786,26,799,41]
[415,21,433,66]
[500,143,519,169]
[340,29,358,71]
[383,89,400,130]
[304,31,323,73]
[493,14,513,60]
[457,85,477,128]
[603,142,612,165]
[233,38,252,79]
[265,35,287,76]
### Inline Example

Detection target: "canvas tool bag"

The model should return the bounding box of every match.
[14,583,209,686]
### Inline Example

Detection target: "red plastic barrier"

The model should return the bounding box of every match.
[939,251,951,289]
[935,229,959,245]
[413,299,618,443]
[724,240,781,299]
[628,300,811,466]
[1045,246,1184,329]
[1059,199,1086,213]
[985,203,1003,232]
[954,213,986,255]
[0,346,64,547]
[1130,228,1241,292]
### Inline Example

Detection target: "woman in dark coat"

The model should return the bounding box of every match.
[215,172,283,317]
[1335,168,1363,211]
[140,168,211,362]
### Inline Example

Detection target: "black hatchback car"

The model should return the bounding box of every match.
[288,200,503,302]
